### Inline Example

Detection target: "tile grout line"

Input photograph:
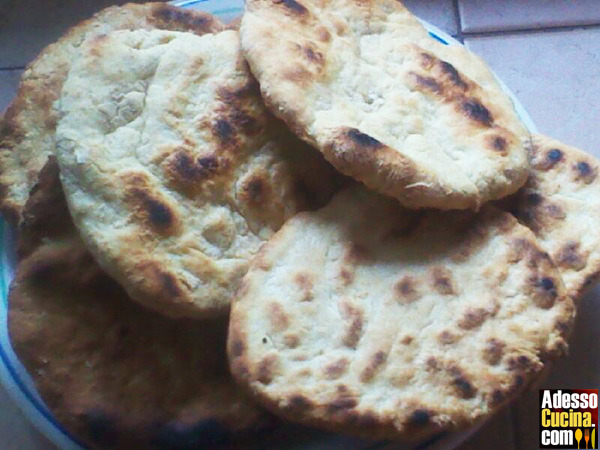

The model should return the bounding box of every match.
[451,0,465,43]
[462,22,600,39]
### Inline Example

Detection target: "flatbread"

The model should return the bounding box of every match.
[55,28,339,318]
[17,156,72,259]
[228,185,575,440]
[506,134,600,298]
[0,3,225,225]
[240,0,531,210]
[8,159,268,450]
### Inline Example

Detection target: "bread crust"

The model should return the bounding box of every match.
[54,28,339,318]
[8,158,269,449]
[240,0,531,210]
[0,3,225,225]
[228,185,575,440]
[506,134,600,298]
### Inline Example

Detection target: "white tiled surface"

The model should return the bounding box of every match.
[466,28,600,152]
[459,0,600,33]
[404,0,458,36]
[0,69,22,113]
[0,0,147,68]
[0,0,459,70]
[0,2,599,450]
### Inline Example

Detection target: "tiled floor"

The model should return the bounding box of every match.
[0,69,22,113]
[0,0,152,68]
[459,0,600,33]
[0,1,598,450]
[466,27,600,152]
[404,0,459,36]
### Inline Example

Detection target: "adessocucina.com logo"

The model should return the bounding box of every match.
[540,389,598,449]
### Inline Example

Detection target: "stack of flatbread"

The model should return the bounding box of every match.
[0,1,597,448]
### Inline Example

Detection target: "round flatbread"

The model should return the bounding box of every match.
[240,0,531,210]
[506,134,600,298]
[0,3,225,225]
[228,185,575,440]
[16,156,73,259]
[55,28,339,318]
[8,160,268,450]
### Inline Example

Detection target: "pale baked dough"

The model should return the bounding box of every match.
[507,134,600,298]
[240,0,531,209]
[229,185,574,440]
[9,160,268,450]
[0,3,225,224]
[55,28,338,318]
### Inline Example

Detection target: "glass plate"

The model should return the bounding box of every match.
[0,1,537,449]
